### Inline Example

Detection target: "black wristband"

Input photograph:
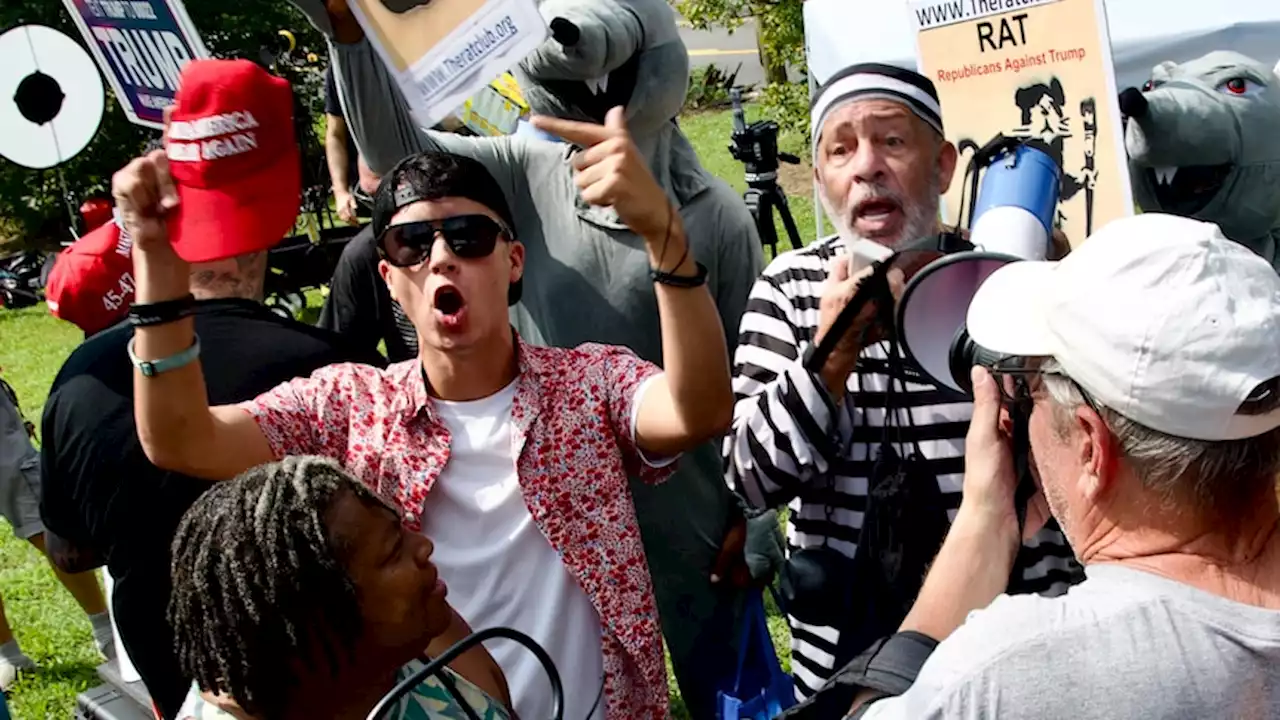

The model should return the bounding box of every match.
[128,294,197,327]
[651,261,708,288]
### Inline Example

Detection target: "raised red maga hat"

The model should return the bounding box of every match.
[164,59,300,263]
[46,218,136,336]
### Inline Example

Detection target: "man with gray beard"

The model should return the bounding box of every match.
[723,63,1080,705]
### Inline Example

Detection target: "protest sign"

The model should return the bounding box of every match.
[458,72,529,136]
[60,0,209,129]
[346,0,547,132]
[911,0,1132,246]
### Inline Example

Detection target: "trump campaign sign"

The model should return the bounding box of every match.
[61,0,209,129]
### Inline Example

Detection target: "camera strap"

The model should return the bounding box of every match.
[777,630,939,720]
[778,266,888,627]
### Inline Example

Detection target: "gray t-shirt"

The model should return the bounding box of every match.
[863,563,1280,719]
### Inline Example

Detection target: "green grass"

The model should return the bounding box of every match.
[0,105,797,718]
[0,305,105,719]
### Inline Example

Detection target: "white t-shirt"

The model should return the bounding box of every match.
[421,377,660,720]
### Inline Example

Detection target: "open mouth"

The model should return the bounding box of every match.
[855,198,902,219]
[851,198,903,234]
[1147,164,1232,216]
[433,286,466,318]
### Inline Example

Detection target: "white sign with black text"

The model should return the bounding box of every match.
[347,0,547,132]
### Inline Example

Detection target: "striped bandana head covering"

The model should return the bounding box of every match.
[810,63,944,158]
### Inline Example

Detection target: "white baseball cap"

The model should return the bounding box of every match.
[966,213,1280,441]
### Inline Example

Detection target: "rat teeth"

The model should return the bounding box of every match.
[1153,167,1178,185]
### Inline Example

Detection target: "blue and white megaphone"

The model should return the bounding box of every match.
[896,138,1061,396]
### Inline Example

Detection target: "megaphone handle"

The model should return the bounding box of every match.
[803,259,893,374]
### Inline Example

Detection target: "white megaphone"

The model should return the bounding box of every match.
[896,140,1061,395]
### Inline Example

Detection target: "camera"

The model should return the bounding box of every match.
[726,88,804,253]
[727,88,799,180]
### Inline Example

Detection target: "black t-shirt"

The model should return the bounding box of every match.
[324,66,361,190]
[318,225,419,363]
[38,299,387,577]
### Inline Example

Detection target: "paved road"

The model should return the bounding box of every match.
[678,18,765,87]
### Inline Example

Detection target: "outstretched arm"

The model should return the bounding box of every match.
[531,108,734,458]
[629,213,736,456]
[120,154,356,478]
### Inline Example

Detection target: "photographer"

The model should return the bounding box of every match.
[845,213,1280,719]
[723,62,1080,702]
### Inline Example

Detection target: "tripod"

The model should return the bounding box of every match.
[728,88,804,255]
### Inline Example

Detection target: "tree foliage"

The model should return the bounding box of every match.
[677,0,805,71]
[0,2,323,248]
[676,0,809,143]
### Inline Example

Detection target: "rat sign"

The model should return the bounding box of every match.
[978,12,1028,52]
[911,0,1132,249]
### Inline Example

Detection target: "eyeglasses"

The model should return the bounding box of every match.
[987,355,1099,413]
[377,215,511,268]
[987,357,1038,410]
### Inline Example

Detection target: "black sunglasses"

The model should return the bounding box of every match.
[377,215,511,267]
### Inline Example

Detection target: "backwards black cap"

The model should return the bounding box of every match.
[371,151,521,305]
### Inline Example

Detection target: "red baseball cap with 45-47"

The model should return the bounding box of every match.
[164,59,301,263]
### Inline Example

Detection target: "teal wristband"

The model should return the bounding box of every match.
[128,335,201,378]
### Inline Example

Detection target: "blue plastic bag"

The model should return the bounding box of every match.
[716,589,796,720]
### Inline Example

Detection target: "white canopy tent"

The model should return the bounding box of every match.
[805,0,1280,92]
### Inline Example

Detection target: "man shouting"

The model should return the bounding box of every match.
[115,106,732,720]
[724,62,1081,705]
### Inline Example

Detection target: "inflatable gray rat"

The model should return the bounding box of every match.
[291,0,779,717]
[1120,51,1280,270]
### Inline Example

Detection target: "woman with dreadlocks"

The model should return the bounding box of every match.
[170,456,513,720]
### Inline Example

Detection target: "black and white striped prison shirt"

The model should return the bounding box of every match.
[723,235,1082,700]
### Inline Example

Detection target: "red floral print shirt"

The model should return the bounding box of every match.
[237,336,672,719]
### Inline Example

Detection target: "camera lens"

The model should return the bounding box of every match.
[947,325,1004,395]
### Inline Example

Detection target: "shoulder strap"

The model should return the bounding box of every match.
[779,631,938,720]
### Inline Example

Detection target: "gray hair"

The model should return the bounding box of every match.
[1039,358,1280,519]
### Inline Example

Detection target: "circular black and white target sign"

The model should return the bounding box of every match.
[0,25,105,169]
